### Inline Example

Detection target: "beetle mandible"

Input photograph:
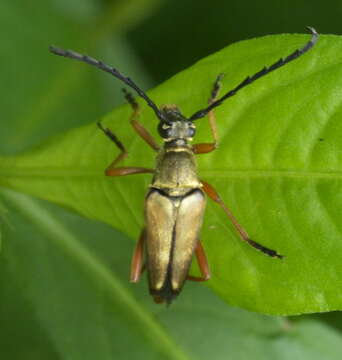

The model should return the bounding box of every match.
[50,27,318,304]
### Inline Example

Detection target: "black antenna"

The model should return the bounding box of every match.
[49,46,165,121]
[190,27,318,121]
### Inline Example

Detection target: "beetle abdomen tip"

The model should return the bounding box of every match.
[150,278,180,305]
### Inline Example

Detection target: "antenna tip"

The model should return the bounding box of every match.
[306,26,318,36]
[49,45,63,56]
[305,27,319,46]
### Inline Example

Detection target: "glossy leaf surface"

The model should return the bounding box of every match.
[1,33,342,314]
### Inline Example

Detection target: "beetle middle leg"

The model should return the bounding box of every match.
[97,88,159,176]
[193,74,224,155]
[97,122,154,177]
[187,241,211,282]
[201,180,284,259]
[123,89,160,151]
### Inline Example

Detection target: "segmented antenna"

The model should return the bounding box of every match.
[49,46,165,121]
[190,27,318,121]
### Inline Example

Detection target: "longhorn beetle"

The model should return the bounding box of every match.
[50,27,318,304]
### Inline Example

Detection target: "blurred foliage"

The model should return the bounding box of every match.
[0,0,160,154]
[0,0,341,359]
[1,189,342,359]
[128,0,342,83]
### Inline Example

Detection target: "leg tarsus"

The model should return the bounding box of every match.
[246,238,284,259]
[122,88,138,110]
[210,73,225,102]
[97,121,127,153]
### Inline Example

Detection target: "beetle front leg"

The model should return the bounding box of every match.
[187,241,211,282]
[130,229,147,283]
[201,180,284,259]
[193,74,223,155]
[123,89,160,151]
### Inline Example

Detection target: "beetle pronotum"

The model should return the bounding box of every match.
[50,27,318,304]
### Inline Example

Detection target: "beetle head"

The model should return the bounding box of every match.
[158,105,196,143]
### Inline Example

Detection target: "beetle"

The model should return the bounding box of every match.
[50,27,318,304]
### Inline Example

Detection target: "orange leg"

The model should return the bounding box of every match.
[192,143,216,154]
[123,89,160,151]
[130,229,146,283]
[97,89,158,176]
[105,167,154,177]
[193,74,223,155]
[187,241,211,282]
[97,122,154,177]
[97,121,129,170]
[202,180,283,259]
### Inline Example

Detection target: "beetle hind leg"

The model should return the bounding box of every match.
[130,229,147,283]
[187,241,211,282]
[201,180,284,259]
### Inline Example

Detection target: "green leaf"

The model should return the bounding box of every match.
[1,33,342,315]
[1,189,342,360]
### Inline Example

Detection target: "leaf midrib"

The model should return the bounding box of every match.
[1,167,342,179]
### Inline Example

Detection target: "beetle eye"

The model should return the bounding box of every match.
[158,122,171,138]
[188,127,196,137]
[187,122,196,137]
